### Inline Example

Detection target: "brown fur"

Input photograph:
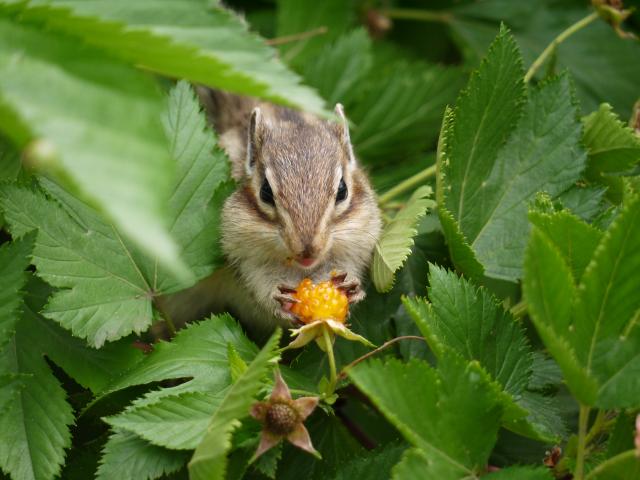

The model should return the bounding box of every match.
[171,88,382,334]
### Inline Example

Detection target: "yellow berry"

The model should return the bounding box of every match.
[290,278,349,324]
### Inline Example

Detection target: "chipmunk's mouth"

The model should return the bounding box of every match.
[296,257,317,268]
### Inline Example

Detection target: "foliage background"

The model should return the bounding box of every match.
[0,0,639,479]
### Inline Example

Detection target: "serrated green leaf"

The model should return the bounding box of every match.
[106,391,226,450]
[583,103,640,175]
[403,265,562,442]
[331,443,406,480]
[0,236,32,347]
[574,195,640,405]
[188,330,281,480]
[525,196,640,407]
[0,139,21,183]
[96,430,189,480]
[22,275,143,394]
[529,209,602,282]
[8,0,325,115]
[349,61,464,164]
[524,227,598,404]
[303,29,372,106]
[0,81,230,347]
[485,465,554,479]
[228,344,248,383]
[276,0,354,68]
[449,1,640,117]
[406,265,531,395]
[586,450,640,480]
[372,185,435,292]
[349,355,503,477]
[556,185,607,222]
[0,301,74,480]
[392,448,467,480]
[102,314,256,397]
[441,28,586,281]
[0,15,188,278]
[0,184,155,347]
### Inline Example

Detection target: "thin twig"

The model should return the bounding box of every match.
[338,336,426,380]
[524,12,599,83]
[378,165,437,206]
[575,405,591,480]
[266,26,328,46]
[381,8,452,23]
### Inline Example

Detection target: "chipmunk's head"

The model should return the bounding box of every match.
[222,104,381,274]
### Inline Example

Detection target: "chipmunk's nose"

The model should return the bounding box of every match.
[296,244,317,267]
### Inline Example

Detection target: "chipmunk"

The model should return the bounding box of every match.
[163,89,381,336]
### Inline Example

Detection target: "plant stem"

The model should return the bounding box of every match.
[153,299,176,337]
[509,300,528,319]
[381,8,452,23]
[290,388,320,397]
[338,336,425,380]
[266,26,328,46]
[322,325,338,396]
[378,165,436,206]
[584,450,638,480]
[584,409,606,445]
[524,11,599,83]
[575,405,591,480]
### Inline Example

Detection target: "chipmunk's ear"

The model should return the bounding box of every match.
[334,103,356,167]
[246,107,265,175]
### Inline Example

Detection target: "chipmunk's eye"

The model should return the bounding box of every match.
[336,177,348,203]
[260,178,275,206]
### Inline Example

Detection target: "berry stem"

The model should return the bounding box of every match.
[321,324,338,396]
[524,11,599,83]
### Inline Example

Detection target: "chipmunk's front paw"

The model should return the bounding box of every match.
[273,284,301,324]
[330,271,365,304]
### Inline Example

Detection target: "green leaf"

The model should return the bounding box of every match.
[0,81,231,347]
[406,265,531,395]
[276,413,364,480]
[449,1,640,117]
[9,0,326,114]
[0,138,21,182]
[528,209,602,282]
[583,103,640,176]
[524,196,640,407]
[524,226,597,404]
[586,450,640,480]
[0,236,32,347]
[0,300,74,480]
[556,185,607,222]
[485,466,554,479]
[0,184,155,347]
[331,444,406,480]
[102,314,257,396]
[105,391,225,450]
[441,28,586,281]
[0,15,187,278]
[188,329,281,480]
[574,195,640,406]
[302,28,372,106]
[276,0,354,68]
[403,265,561,441]
[349,61,464,164]
[372,185,435,292]
[392,448,467,480]
[349,355,503,478]
[157,80,231,291]
[22,275,143,394]
[96,431,189,480]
